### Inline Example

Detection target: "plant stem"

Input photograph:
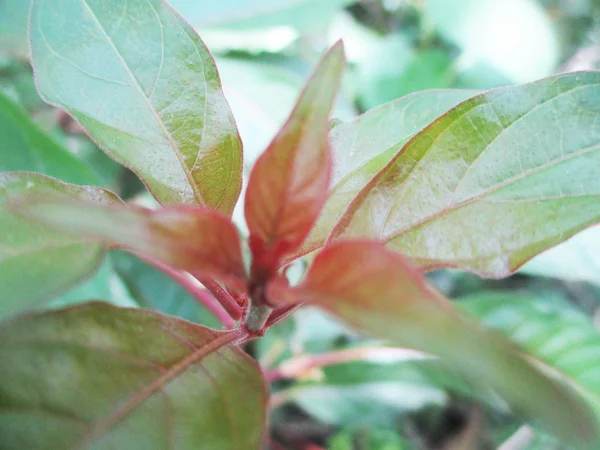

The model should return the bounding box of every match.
[196,274,243,320]
[135,254,236,328]
[266,346,431,382]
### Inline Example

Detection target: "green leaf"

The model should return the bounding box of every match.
[460,292,600,417]
[0,92,100,185]
[169,0,354,30]
[298,89,478,258]
[0,172,120,317]
[0,0,30,59]
[30,0,243,215]
[276,240,600,447]
[333,72,600,277]
[112,251,221,328]
[0,303,266,449]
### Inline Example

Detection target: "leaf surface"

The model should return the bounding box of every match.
[0,302,266,449]
[244,42,344,277]
[30,0,243,214]
[11,195,247,292]
[460,292,600,416]
[0,92,99,185]
[299,89,478,258]
[0,172,119,317]
[273,240,600,447]
[333,72,600,277]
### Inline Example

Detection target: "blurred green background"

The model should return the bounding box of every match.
[2,0,600,448]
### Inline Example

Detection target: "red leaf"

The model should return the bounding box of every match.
[269,240,600,446]
[244,42,345,283]
[10,195,247,291]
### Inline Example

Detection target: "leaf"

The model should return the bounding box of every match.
[0,0,30,59]
[332,72,600,277]
[0,302,267,449]
[112,250,221,328]
[0,92,100,185]
[0,172,120,317]
[273,240,600,447]
[169,0,354,30]
[459,292,600,417]
[11,195,248,292]
[244,42,345,278]
[30,0,243,215]
[298,89,478,258]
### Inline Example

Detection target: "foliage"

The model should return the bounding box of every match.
[2,0,600,449]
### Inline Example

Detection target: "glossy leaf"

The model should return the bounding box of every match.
[274,240,600,447]
[460,292,600,416]
[245,42,344,277]
[0,302,267,449]
[30,0,243,214]
[169,0,354,30]
[0,0,29,59]
[0,92,99,185]
[333,72,600,277]
[298,89,478,258]
[0,172,120,317]
[11,195,248,291]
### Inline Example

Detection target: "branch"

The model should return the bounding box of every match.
[266,346,431,382]
[196,274,243,320]
[134,254,236,328]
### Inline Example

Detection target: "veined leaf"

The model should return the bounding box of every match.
[0,303,266,449]
[245,42,344,278]
[273,240,600,447]
[11,195,248,292]
[298,89,479,258]
[332,72,600,277]
[0,92,99,185]
[460,292,600,416]
[30,0,243,215]
[0,172,120,317]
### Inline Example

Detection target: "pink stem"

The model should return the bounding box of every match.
[135,254,236,329]
[266,346,431,382]
[196,274,243,320]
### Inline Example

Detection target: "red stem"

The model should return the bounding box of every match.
[196,274,243,320]
[135,254,236,328]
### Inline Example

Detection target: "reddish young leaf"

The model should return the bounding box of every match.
[244,42,345,283]
[10,196,247,292]
[269,240,600,447]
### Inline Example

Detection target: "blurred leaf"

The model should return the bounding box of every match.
[357,33,455,109]
[217,57,304,166]
[460,292,600,416]
[0,303,266,449]
[245,43,344,277]
[50,256,138,309]
[328,428,409,450]
[0,172,120,317]
[13,196,248,292]
[0,0,30,59]
[0,92,99,185]
[275,240,600,446]
[299,88,478,258]
[30,0,243,214]
[112,251,221,328]
[333,72,600,277]
[520,225,600,285]
[170,0,354,30]
[426,0,558,83]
